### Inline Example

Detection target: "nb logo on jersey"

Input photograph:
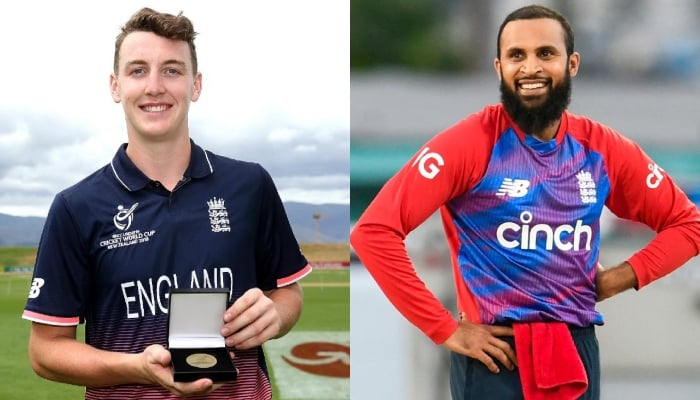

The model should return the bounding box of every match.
[496,178,530,198]
[646,163,664,189]
[28,278,45,299]
[412,147,444,179]
[114,203,139,231]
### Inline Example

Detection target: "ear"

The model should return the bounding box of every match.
[191,72,203,102]
[568,51,580,78]
[109,74,121,103]
[493,58,502,81]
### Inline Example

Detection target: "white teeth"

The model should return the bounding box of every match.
[521,82,545,90]
[143,105,167,112]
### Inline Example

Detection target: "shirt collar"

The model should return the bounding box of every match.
[502,105,570,146]
[109,139,215,192]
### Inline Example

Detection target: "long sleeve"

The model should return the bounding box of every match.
[351,112,497,343]
[578,117,700,288]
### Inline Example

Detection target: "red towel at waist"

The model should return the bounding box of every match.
[513,322,588,400]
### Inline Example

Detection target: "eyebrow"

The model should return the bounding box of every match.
[505,44,560,54]
[124,59,188,68]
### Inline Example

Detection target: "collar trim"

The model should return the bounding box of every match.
[110,159,133,192]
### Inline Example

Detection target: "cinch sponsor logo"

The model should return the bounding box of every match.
[496,178,530,198]
[496,211,592,251]
[411,147,444,179]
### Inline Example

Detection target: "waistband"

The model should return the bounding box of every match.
[498,322,595,338]
[564,324,594,338]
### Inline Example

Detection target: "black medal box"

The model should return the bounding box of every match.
[167,288,237,382]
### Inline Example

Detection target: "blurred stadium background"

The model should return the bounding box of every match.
[350,0,700,399]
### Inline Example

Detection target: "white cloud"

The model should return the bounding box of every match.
[267,128,301,144]
[293,145,318,153]
[275,174,349,204]
[278,188,350,205]
[0,125,30,149]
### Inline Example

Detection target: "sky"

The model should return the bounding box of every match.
[0,1,349,217]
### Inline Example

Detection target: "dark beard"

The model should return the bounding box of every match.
[500,71,572,136]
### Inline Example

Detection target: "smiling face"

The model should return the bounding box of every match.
[494,18,579,138]
[110,31,202,142]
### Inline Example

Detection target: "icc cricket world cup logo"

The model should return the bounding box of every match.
[114,203,139,231]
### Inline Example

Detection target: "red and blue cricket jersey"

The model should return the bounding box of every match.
[23,140,311,399]
[351,104,700,344]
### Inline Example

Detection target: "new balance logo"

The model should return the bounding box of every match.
[496,178,530,198]
[28,278,45,299]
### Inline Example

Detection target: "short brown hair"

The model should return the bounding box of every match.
[113,7,198,75]
[496,4,574,58]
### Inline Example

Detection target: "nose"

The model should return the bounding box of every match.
[520,56,543,75]
[144,72,165,96]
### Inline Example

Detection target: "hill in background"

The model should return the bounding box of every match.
[0,214,46,247]
[0,202,349,247]
[284,202,349,243]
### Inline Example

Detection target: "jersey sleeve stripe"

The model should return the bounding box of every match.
[22,310,80,326]
[277,263,313,287]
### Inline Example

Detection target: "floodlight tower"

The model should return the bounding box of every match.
[312,211,325,243]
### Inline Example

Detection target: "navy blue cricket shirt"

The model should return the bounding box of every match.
[23,140,311,398]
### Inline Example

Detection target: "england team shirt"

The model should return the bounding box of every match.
[350,104,700,344]
[23,140,312,399]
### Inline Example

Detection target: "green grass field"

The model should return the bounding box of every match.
[0,265,349,400]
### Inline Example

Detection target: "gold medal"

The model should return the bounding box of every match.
[186,353,218,369]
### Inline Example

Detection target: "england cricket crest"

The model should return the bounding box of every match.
[207,197,231,233]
